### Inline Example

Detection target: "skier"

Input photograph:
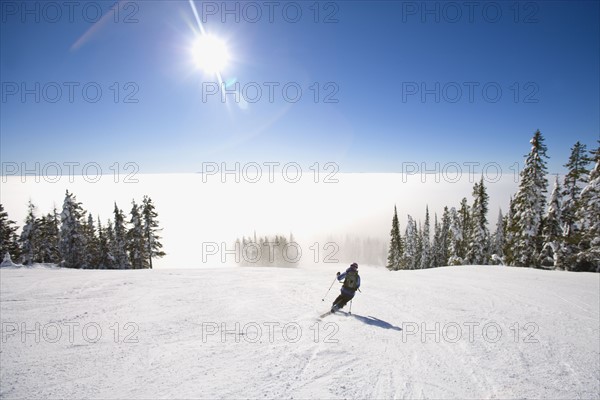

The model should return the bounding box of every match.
[331,262,360,312]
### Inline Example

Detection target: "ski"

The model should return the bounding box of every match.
[318,309,349,318]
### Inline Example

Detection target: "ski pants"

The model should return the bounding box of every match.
[332,291,355,309]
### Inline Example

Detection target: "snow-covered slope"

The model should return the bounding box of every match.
[1,265,598,399]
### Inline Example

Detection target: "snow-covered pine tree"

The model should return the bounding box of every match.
[402,215,418,270]
[141,196,165,269]
[490,209,505,264]
[127,200,148,269]
[562,142,592,236]
[467,177,490,265]
[439,206,450,266]
[458,198,471,264]
[447,207,463,266]
[511,130,550,268]
[432,214,441,268]
[36,214,49,261]
[574,143,600,272]
[82,213,99,269]
[539,176,564,269]
[96,218,109,269]
[419,206,432,269]
[104,219,117,269]
[112,203,131,269]
[386,205,403,270]
[0,204,21,260]
[37,208,61,263]
[561,141,592,268]
[415,221,423,269]
[19,200,40,265]
[503,197,518,265]
[59,190,87,268]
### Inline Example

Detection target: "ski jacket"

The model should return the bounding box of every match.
[338,266,360,296]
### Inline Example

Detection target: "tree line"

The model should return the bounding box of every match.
[0,191,165,269]
[387,131,599,272]
[234,233,299,267]
[325,235,388,266]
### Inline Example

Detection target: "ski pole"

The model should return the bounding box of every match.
[349,299,353,315]
[321,276,338,301]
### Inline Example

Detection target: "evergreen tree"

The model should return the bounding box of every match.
[503,197,518,265]
[127,200,148,269]
[0,204,20,260]
[96,218,110,269]
[112,203,131,269]
[467,178,490,265]
[447,207,463,266]
[37,208,60,263]
[59,191,86,268]
[36,215,49,261]
[432,214,442,268]
[19,200,39,265]
[419,206,432,269]
[490,209,505,264]
[402,215,418,270]
[458,198,471,263]
[104,219,117,269]
[539,176,564,269]
[82,213,99,269]
[415,222,423,269]
[561,141,593,267]
[512,130,550,267]
[141,196,165,269]
[439,207,450,266]
[562,142,592,235]
[574,143,600,272]
[386,206,403,270]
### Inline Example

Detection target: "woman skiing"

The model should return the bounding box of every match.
[331,262,360,312]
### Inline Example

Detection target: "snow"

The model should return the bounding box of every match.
[0,253,20,268]
[1,265,598,399]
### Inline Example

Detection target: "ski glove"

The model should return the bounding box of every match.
[336,272,340,276]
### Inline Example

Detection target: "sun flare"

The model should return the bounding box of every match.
[191,34,230,75]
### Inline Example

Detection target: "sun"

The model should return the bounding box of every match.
[191,34,230,75]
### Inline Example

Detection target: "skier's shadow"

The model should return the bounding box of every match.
[348,313,402,331]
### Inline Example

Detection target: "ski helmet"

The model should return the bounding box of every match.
[350,262,358,269]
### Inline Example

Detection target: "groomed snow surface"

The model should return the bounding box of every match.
[1,265,598,399]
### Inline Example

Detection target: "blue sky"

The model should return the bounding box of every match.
[1,0,599,175]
